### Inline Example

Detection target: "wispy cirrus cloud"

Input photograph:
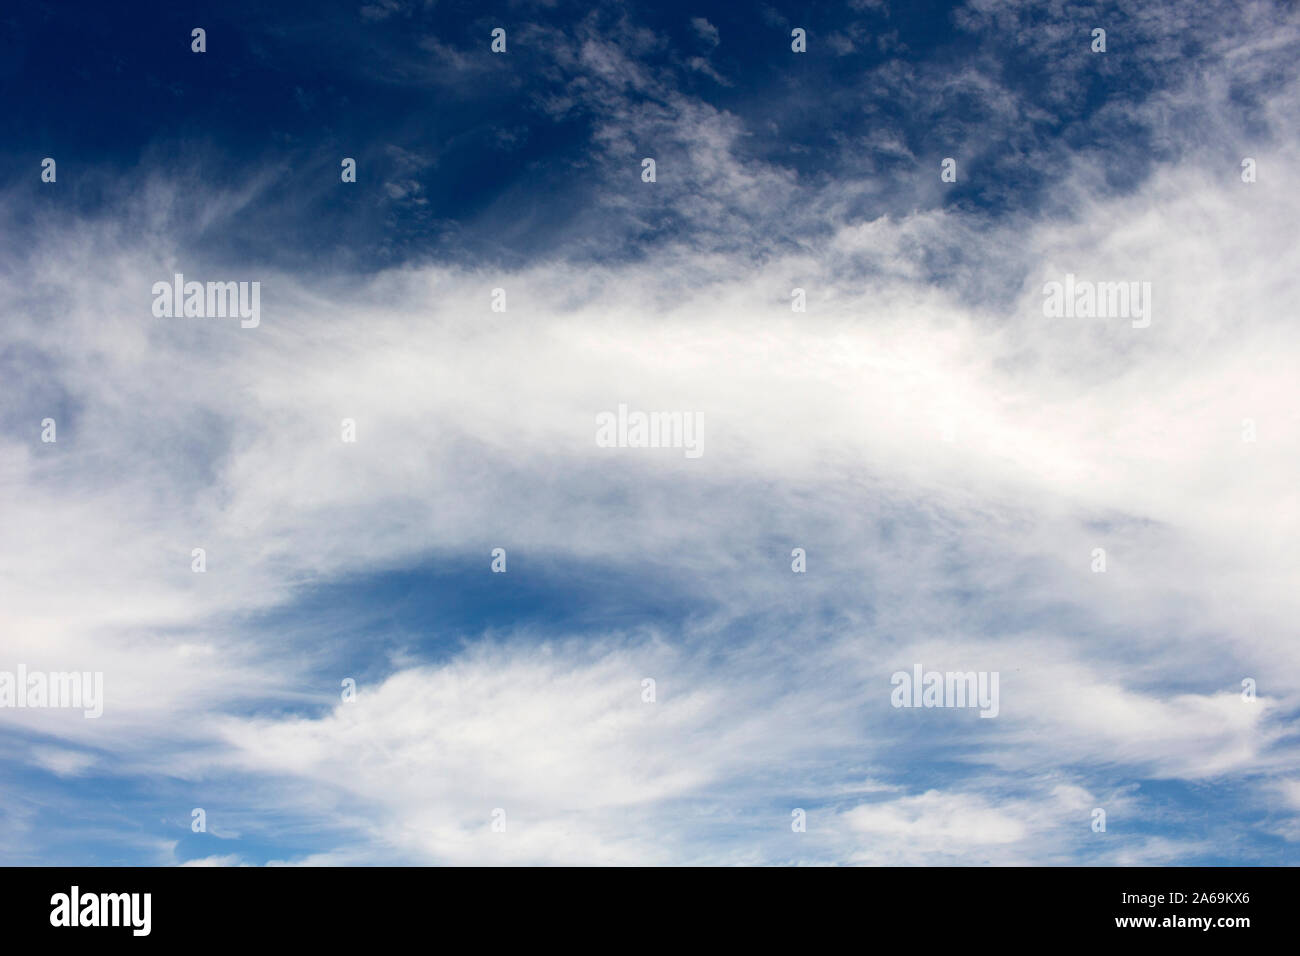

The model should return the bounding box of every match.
[1,0,1297,866]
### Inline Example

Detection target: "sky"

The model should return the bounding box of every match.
[1,0,1298,865]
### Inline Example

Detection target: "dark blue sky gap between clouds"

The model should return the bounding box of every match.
[0,0,1234,276]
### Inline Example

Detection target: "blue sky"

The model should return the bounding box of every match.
[1,0,1298,865]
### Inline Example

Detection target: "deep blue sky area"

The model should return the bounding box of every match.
[0,0,1190,273]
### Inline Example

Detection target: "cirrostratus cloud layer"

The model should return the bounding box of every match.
[0,0,1297,865]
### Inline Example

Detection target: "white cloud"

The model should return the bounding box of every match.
[1,0,1297,864]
